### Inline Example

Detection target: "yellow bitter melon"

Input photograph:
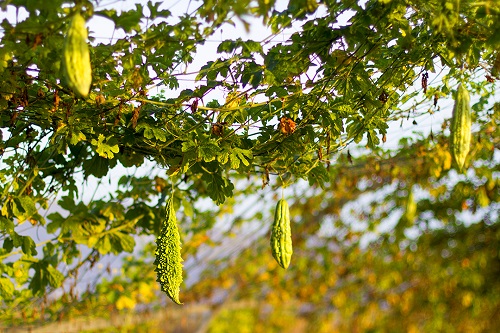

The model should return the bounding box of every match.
[270,199,293,269]
[450,84,471,171]
[154,196,183,304]
[62,12,92,98]
[402,187,417,225]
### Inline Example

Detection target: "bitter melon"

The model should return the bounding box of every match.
[62,12,92,98]
[154,196,183,304]
[270,199,293,269]
[450,84,471,171]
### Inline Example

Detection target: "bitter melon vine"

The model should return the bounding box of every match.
[270,199,293,269]
[154,195,183,304]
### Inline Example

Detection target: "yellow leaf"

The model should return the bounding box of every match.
[138,282,155,302]
[225,91,242,109]
[116,295,136,310]
[462,292,473,307]
[443,150,452,170]
[477,187,490,207]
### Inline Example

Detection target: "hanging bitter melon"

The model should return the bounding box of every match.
[450,84,471,171]
[270,199,293,269]
[62,12,92,98]
[154,196,183,304]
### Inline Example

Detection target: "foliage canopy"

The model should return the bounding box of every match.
[0,0,499,330]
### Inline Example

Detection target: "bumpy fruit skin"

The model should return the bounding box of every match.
[154,196,183,304]
[62,13,92,98]
[270,199,293,269]
[450,84,471,171]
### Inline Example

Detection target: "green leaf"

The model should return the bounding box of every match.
[45,264,64,288]
[22,235,37,257]
[199,142,220,162]
[58,195,75,211]
[3,237,13,252]
[141,126,167,142]
[29,260,64,295]
[83,155,112,178]
[91,134,120,159]
[70,131,87,145]
[367,130,380,148]
[0,217,15,234]
[230,147,253,169]
[207,173,234,205]
[96,235,112,254]
[119,149,145,167]
[13,196,37,222]
[47,212,65,233]
[112,232,136,253]
[96,8,143,33]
